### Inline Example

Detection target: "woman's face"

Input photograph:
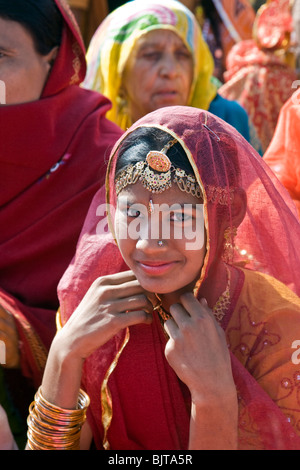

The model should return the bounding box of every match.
[122,29,194,123]
[0,17,57,105]
[115,181,206,297]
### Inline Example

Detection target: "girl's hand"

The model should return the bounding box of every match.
[56,270,153,361]
[164,293,235,403]
[40,270,153,411]
[164,293,238,449]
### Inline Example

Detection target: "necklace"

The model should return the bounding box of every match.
[153,266,231,324]
[212,266,231,323]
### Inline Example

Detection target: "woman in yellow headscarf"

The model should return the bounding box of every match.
[83,0,250,140]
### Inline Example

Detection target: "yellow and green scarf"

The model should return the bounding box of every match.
[84,0,217,130]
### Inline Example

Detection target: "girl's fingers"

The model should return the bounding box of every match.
[169,302,190,326]
[112,293,154,315]
[179,293,217,322]
[94,270,137,286]
[120,309,153,329]
[163,317,179,338]
[101,280,146,300]
[93,272,148,301]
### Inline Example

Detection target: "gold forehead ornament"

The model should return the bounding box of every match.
[115,138,202,199]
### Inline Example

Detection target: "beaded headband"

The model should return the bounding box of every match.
[115,138,203,199]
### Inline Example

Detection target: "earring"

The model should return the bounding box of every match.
[222,226,237,264]
[157,240,164,247]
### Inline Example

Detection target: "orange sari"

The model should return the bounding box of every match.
[211,0,255,59]
[226,268,300,449]
[264,93,300,219]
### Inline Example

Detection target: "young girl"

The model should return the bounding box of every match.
[27,106,300,450]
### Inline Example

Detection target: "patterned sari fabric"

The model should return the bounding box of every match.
[219,0,296,154]
[264,92,300,219]
[211,0,255,56]
[0,0,122,388]
[58,106,300,449]
[83,0,217,130]
[198,0,256,81]
[219,39,297,154]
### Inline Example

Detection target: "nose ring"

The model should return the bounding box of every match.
[157,240,164,247]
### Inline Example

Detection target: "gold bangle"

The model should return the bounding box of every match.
[26,387,90,450]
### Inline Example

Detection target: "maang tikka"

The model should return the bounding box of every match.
[115,138,202,199]
[140,139,176,193]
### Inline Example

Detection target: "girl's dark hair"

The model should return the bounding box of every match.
[0,0,63,55]
[116,127,195,176]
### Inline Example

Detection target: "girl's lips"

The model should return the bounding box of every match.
[137,260,178,275]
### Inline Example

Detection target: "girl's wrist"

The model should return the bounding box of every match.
[190,386,238,409]
[41,334,84,409]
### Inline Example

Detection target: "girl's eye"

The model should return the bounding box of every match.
[127,207,141,218]
[170,212,192,222]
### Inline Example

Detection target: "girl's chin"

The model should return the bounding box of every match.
[137,276,174,295]
[137,276,190,297]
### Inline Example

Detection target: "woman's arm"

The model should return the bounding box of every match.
[188,393,238,450]
[28,270,152,449]
[164,294,238,450]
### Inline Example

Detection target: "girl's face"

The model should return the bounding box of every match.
[115,181,206,297]
[121,29,194,123]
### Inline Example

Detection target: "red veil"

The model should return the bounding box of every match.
[59,106,300,449]
[0,0,122,387]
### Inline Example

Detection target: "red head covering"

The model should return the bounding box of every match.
[0,0,122,386]
[58,106,300,450]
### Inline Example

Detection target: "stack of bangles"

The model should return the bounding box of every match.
[27,387,90,450]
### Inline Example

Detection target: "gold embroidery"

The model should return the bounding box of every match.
[56,308,63,331]
[12,310,48,372]
[101,328,130,450]
[55,0,83,38]
[205,185,235,205]
[153,266,231,325]
[70,43,82,85]
[212,266,231,323]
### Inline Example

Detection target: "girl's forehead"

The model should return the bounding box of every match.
[117,181,201,205]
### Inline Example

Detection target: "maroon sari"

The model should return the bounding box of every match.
[0,0,122,387]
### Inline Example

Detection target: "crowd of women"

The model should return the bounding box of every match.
[1,0,300,451]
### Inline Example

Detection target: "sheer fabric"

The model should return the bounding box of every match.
[59,106,300,449]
